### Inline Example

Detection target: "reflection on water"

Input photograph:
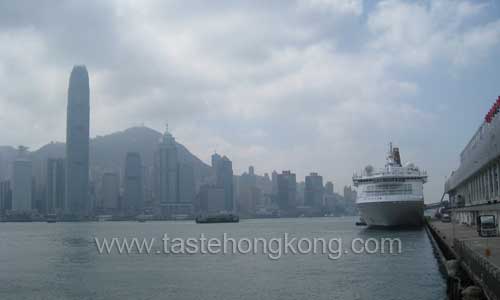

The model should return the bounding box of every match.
[0,217,446,300]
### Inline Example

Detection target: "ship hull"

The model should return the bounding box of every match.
[357,200,424,227]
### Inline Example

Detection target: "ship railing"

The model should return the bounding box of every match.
[353,170,427,179]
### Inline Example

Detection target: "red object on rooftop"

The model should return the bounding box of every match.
[483,96,500,123]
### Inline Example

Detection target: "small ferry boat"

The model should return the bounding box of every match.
[46,214,58,223]
[136,214,154,222]
[195,213,239,224]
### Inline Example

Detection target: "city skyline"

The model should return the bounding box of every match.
[2,2,496,300]
[1,1,500,204]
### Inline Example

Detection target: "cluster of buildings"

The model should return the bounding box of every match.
[0,65,356,221]
[0,65,201,220]
[233,168,357,218]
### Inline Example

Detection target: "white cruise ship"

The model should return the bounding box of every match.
[353,144,427,227]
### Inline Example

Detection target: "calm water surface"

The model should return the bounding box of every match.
[0,217,446,300]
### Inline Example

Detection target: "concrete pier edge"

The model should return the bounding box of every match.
[425,218,500,300]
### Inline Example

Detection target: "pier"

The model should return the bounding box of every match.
[427,218,500,300]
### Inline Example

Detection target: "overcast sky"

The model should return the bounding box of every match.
[1,0,500,202]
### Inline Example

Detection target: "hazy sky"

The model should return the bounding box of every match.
[1,0,500,202]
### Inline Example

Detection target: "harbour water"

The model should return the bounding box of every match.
[0,217,446,300]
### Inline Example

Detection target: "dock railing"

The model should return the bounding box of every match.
[454,239,500,300]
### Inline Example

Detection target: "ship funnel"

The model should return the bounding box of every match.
[393,147,402,166]
[365,165,374,175]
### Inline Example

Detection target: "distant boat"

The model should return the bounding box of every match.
[355,218,367,226]
[3,212,33,222]
[254,209,280,219]
[195,213,239,224]
[97,215,113,222]
[171,214,190,221]
[136,214,154,222]
[46,214,57,223]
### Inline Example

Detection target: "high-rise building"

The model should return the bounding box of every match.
[0,153,5,181]
[154,126,179,217]
[271,170,278,195]
[143,165,155,208]
[341,185,357,215]
[197,184,225,213]
[124,152,143,214]
[0,180,12,215]
[65,65,90,216]
[238,166,259,215]
[256,172,273,195]
[325,181,334,195]
[277,170,297,213]
[101,172,119,211]
[46,158,65,214]
[211,153,222,170]
[12,147,32,212]
[31,157,47,214]
[215,155,234,212]
[305,172,324,208]
[343,185,357,202]
[178,163,195,205]
[296,181,305,206]
[89,180,98,213]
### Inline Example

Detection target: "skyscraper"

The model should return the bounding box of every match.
[271,170,278,195]
[197,184,225,213]
[12,147,32,212]
[0,153,6,181]
[65,65,90,216]
[0,181,12,215]
[155,126,178,216]
[178,163,195,205]
[124,152,143,214]
[343,185,357,202]
[325,181,334,195]
[238,166,259,215]
[215,156,234,212]
[305,172,324,208]
[100,172,119,211]
[211,153,222,170]
[277,170,297,213]
[46,158,65,214]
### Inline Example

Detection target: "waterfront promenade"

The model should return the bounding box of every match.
[429,219,500,268]
[428,219,500,300]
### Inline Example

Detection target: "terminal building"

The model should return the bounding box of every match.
[445,96,500,227]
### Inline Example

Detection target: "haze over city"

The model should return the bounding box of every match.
[4,1,500,300]
[1,0,500,203]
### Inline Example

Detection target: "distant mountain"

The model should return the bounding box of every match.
[0,126,212,184]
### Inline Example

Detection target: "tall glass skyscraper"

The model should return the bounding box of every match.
[46,158,65,214]
[124,152,143,214]
[154,126,178,217]
[12,147,32,212]
[215,156,234,212]
[65,65,90,216]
